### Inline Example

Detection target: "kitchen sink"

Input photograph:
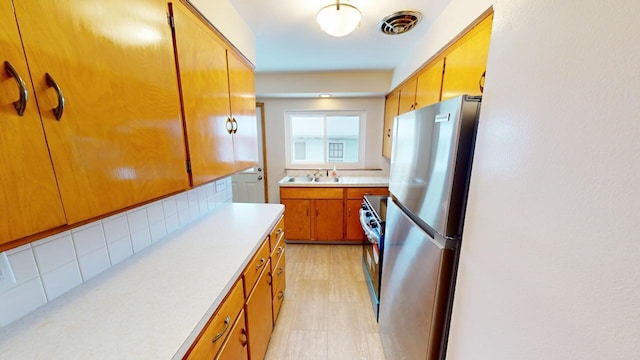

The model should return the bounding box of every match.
[314,177,340,183]
[281,176,340,183]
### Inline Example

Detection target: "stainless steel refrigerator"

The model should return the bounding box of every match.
[379,95,481,360]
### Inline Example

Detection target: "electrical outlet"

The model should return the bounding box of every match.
[0,252,16,292]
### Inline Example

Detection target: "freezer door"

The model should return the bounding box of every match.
[388,95,480,238]
[379,199,456,360]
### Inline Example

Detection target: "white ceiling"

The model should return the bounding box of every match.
[228,0,453,73]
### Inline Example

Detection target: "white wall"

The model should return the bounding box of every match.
[260,97,389,204]
[432,1,640,359]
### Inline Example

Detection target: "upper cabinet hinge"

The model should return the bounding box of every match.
[186,160,191,173]
[167,13,175,29]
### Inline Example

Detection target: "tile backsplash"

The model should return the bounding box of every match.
[0,177,233,328]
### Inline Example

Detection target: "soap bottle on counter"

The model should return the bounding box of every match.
[330,166,337,178]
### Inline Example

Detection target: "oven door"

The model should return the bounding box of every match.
[360,207,381,316]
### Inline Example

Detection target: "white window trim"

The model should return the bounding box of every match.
[284,110,366,169]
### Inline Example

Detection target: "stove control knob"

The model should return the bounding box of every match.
[369,220,378,228]
[365,211,372,217]
[361,203,367,210]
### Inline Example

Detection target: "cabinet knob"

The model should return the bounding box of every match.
[387,128,391,138]
[255,257,266,270]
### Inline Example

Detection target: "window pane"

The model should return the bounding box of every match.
[291,116,324,162]
[327,116,359,163]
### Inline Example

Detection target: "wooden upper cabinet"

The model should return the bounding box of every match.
[13,0,189,224]
[441,14,493,100]
[382,91,400,158]
[227,51,258,172]
[171,2,235,186]
[0,0,66,244]
[398,78,418,114]
[415,58,445,110]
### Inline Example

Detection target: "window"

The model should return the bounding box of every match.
[285,110,366,168]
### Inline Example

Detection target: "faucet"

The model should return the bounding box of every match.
[312,169,327,179]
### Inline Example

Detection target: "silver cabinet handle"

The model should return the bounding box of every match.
[255,257,266,270]
[276,246,284,255]
[277,291,284,300]
[4,61,28,116]
[212,315,230,342]
[45,73,64,121]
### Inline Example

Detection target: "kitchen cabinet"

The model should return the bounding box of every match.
[170,1,258,187]
[0,0,66,244]
[187,279,245,360]
[415,58,445,110]
[215,310,248,360]
[382,91,400,158]
[244,239,273,360]
[280,188,344,241]
[12,0,189,225]
[345,187,389,241]
[398,77,418,114]
[441,14,493,100]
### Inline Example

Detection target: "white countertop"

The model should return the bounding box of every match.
[0,203,284,360]
[278,176,389,187]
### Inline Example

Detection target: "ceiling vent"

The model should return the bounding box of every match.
[378,10,423,35]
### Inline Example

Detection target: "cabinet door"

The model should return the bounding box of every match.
[216,310,248,360]
[228,51,258,172]
[345,199,365,241]
[315,199,343,240]
[415,58,445,110]
[14,0,189,224]
[171,3,235,186]
[245,263,273,360]
[281,199,311,240]
[0,0,66,244]
[441,14,493,100]
[382,91,399,158]
[398,78,417,114]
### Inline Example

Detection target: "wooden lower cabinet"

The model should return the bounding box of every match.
[281,199,311,240]
[245,260,273,360]
[186,217,286,360]
[216,310,248,360]
[345,199,365,241]
[315,199,343,240]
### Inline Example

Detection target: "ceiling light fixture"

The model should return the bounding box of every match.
[319,94,332,98]
[316,1,362,37]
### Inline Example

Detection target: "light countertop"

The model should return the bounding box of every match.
[278,176,389,188]
[0,203,284,359]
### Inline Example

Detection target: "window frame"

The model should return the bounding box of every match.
[284,110,366,169]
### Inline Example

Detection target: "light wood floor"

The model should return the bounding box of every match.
[265,244,385,360]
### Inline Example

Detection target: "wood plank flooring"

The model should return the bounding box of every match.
[265,244,385,360]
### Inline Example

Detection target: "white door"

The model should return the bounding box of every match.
[233,104,267,203]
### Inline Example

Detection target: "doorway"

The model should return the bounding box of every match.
[232,103,268,203]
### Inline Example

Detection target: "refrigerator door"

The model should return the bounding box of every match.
[388,95,480,238]
[379,199,456,360]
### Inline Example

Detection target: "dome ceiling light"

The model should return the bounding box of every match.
[316,0,362,37]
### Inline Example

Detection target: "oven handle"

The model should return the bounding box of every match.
[359,209,380,244]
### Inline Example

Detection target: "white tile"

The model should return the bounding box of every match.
[72,223,106,257]
[207,199,217,211]
[41,261,82,301]
[32,234,76,273]
[107,236,133,265]
[188,190,199,210]
[198,187,208,214]
[6,243,31,255]
[163,197,178,215]
[165,214,179,234]
[206,183,215,200]
[7,248,39,284]
[78,248,111,281]
[0,278,47,327]
[127,209,149,232]
[176,193,189,210]
[189,206,201,220]
[102,215,129,244]
[178,207,191,227]
[147,202,164,224]
[131,228,152,253]
[149,220,167,242]
[216,179,226,192]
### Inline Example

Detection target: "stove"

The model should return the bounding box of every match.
[360,194,388,320]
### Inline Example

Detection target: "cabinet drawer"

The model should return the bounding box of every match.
[215,309,248,360]
[270,233,285,265]
[272,276,286,323]
[269,216,285,253]
[271,252,286,299]
[187,279,245,360]
[346,187,388,199]
[243,239,270,296]
[280,187,343,199]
